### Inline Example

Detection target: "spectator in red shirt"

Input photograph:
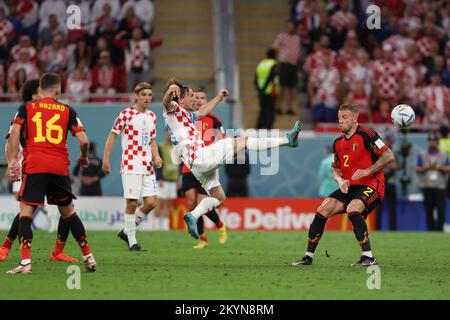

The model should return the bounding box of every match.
[91,50,121,100]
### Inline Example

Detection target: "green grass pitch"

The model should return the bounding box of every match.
[0,230,449,299]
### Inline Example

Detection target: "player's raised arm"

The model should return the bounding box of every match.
[163,84,180,110]
[195,89,230,120]
[102,132,118,175]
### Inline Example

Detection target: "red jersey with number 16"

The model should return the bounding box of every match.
[12,97,85,176]
[332,126,389,198]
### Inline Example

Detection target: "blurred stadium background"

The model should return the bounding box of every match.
[1,0,450,233]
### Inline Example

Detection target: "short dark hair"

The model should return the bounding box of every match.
[165,77,191,99]
[266,48,276,59]
[20,79,40,102]
[134,82,152,94]
[39,72,61,90]
[338,103,359,113]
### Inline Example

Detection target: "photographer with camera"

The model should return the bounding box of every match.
[416,133,450,231]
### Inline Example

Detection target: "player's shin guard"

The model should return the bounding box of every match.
[306,213,328,255]
[18,216,33,265]
[65,213,91,257]
[197,216,205,236]
[246,137,288,151]
[205,209,223,228]
[52,216,71,255]
[348,211,372,252]
[191,197,221,219]
[135,208,147,227]
[7,213,20,241]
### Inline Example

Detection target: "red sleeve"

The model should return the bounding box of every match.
[68,107,85,136]
[331,140,340,168]
[13,103,27,127]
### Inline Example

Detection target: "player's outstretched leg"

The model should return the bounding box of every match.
[244,120,302,152]
[186,196,222,239]
[193,216,208,249]
[50,216,79,262]
[292,212,328,266]
[348,211,376,267]
[0,213,19,261]
[286,120,302,147]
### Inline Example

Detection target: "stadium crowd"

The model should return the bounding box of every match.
[270,0,450,129]
[0,0,160,103]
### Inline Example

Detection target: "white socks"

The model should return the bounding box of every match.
[363,251,373,258]
[245,137,288,151]
[124,213,137,247]
[305,252,314,258]
[191,197,221,219]
[21,259,31,265]
[135,208,147,226]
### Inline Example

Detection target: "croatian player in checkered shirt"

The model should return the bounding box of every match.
[102,82,162,251]
[163,78,302,239]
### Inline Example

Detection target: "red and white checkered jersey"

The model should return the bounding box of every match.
[7,61,39,81]
[330,11,356,32]
[111,106,157,175]
[403,62,426,103]
[343,59,371,85]
[417,36,433,57]
[10,45,37,61]
[370,59,404,100]
[311,66,340,107]
[272,32,301,65]
[421,85,450,125]
[0,18,14,47]
[384,35,415,61]
[163,101,205,169]
[304,49,339,73]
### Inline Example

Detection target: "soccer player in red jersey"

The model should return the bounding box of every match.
[6,73,96,274]
[1,79,78,263]
[182,89,227,249]
[292,104,395,267]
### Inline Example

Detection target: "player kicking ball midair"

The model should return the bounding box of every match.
[182,89,227,249]
[292,104,395,267]
[102,82,162,251]
[1,79,78,263]
[6,73,97,274]
[163,78,301,239]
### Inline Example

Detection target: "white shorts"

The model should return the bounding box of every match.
[190,138,234,192]
[121,173,158,199]
[158,181,177,200]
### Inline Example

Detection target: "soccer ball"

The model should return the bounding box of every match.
[391,104,415,128]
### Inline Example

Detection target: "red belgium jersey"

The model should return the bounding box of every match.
[332,126,389,198]
[182,113,224,174]
[13,97,85,176]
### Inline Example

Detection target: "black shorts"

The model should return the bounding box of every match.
[328,185,382,216]
[279,62,298,87]
[19,173,76,206]
[182,172,208,195]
